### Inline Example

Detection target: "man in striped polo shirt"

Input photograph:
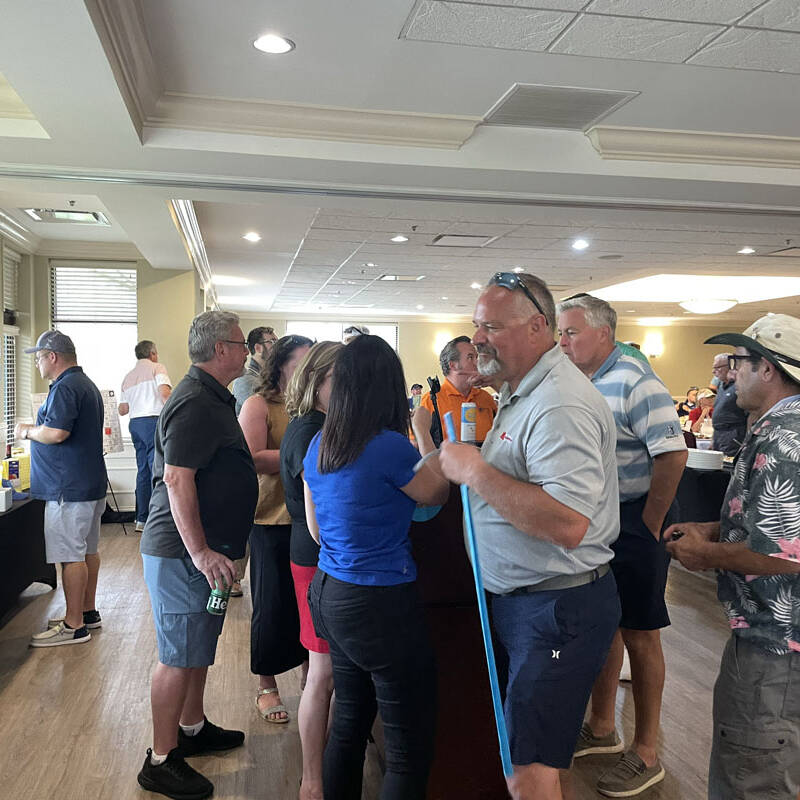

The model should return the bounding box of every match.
[557,295,687,798]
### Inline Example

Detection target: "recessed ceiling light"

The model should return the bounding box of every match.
[243,231,261,242]
[365,262,376,267]
[253,33,295,54]
[572,238,590,251]
[737,246,755,255]
[441,296,448,300]
[416,304,424,310]
[391,235,409,243]
[679,299,738,314]
[470,282,481,289]
[512,266,524,273]
[212,275,253,287]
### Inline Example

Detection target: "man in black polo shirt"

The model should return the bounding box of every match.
[137,311,258,800]
[710,352,748,456]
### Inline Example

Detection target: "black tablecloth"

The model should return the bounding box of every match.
[676,466,731,523]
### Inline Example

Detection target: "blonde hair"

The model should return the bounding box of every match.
[285,341,343,417]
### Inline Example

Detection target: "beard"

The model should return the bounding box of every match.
[477,347,502,376]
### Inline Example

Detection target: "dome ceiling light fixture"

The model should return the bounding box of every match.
[679,299,738,314]
[253,33,295,54]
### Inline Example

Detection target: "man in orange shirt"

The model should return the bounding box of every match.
[421,336,497,444]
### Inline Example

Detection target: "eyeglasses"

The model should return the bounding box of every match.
[222,340,248,348]
[33,351,52,364]
[728,354,761,371]
[488,272,547,319]
[260,338,277,346]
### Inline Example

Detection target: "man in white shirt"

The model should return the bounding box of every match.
[119,340,172,531]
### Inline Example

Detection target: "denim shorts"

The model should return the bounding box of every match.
[490,570,621,768]
[142,554,224,668]
[44,497,104,563]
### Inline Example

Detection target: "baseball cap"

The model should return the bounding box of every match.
[24,330,76,355]
[705,313,800,383]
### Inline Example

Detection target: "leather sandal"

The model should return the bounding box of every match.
[255,687,289,724]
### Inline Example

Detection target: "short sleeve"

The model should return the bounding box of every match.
[628,376,686,457]
[119,387,129,404]
[525,407,608,520]
[42,383,80,432]
[162,401,219,470]
[155,365,172,388]
[381,432,421,490]
[288,421,322,479]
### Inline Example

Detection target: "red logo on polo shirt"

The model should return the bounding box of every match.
[500,431,513,442]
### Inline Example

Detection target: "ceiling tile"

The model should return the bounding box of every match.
[739,0,800,32]
[689,28,800,73]
[460,0,588,8]
[586,0,761,25]
[403,1,575,51]
[551,15,724,61]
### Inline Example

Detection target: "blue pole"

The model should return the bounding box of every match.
[443,411,513,778]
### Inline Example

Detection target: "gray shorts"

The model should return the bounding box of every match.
[709,635,800,800]
[44,498,105,563]
[141,554,224,668]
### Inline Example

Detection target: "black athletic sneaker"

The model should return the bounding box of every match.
[136,748,213,800]
[174,717,245,758]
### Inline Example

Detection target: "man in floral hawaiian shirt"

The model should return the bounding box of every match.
[665,313,800,800]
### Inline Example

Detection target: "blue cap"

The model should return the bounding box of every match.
[24,330,76,355]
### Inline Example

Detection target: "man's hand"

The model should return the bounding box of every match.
[466,373,494,390]
[190,545,236,590]
[663,521,719,543]
[14,422,32,441]
[439,439,483,486]
[641,507,665,540]
[411,406,432,439]
[665,529,715,571]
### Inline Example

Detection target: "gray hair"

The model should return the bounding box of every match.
[188,311,240,364]
[713,352,731,364]
[135,339,156,360]
[509,272,557,330]
[439,335,472,376]
[556,294,617,339]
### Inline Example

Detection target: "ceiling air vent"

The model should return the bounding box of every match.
[430,234,499,248]
[23,208,110,226]
[484,83,639,132]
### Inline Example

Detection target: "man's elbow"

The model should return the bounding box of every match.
[51,429,70,444]
[561,518,590,550]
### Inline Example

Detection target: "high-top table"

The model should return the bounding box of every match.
[0,498,55,622]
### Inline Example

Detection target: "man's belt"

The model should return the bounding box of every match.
[503,563,610,596]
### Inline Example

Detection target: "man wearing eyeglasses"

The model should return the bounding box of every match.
[557,293,686,798]
[16,330,106,648]
[709,352,748,456]
[666,314,800,800]
[438,272,621,800]
[231,326,278,416]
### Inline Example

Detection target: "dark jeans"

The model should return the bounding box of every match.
[308,571,436,800]
[129,415,158,523]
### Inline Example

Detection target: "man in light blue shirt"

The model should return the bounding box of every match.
[558,295,687,798]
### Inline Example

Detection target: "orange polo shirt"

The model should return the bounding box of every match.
[421,378,497,443]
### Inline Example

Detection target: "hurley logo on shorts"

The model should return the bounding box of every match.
[551,650,560,659]
[500,431,513,442]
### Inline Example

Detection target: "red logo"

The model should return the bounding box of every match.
[500,431,513,442]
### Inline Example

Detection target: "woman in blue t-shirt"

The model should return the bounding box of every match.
[303,334,449,800]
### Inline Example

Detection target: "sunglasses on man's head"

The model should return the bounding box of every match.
[488,272,547,318]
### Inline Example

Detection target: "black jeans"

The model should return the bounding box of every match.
[308,571,436,800]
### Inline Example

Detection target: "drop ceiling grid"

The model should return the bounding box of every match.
[403,0,800,73]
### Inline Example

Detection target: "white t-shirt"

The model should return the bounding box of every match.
[120,359,171,418]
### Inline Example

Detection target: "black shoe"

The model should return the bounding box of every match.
[174,717,245,758]
[137,748,213,800]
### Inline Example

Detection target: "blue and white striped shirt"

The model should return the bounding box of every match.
[592,347,685,502]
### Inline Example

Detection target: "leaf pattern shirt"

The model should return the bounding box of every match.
[718,396,800,655]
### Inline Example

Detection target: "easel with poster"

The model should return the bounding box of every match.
[31,388,128,531]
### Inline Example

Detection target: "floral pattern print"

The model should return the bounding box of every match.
[718,398,800,655]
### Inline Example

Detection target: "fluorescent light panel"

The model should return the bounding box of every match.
[594,274,800,304]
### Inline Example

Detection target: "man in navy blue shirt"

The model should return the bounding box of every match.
[15,330,106,648]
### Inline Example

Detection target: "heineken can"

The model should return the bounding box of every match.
[460,402,477,443]
[207,580,231,616]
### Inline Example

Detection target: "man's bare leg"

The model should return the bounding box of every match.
[180,667,209,728]
[84,553,100,612]
[150,662,196,755]
[61,561,88,629]
[507,762,565,800]
[587,630,624,737]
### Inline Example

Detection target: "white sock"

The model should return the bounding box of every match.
[179,719,205,737]
[150,751,168,766]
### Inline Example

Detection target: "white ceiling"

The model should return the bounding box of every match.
[1,0,800,325]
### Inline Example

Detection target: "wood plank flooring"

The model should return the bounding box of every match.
[0,525,728,800]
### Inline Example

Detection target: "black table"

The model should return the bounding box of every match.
[0,498,56,622]
[676,466,731,523]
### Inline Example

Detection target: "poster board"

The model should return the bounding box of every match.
[31,388,124,455]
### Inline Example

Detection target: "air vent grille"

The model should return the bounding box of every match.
[484,83,639,131]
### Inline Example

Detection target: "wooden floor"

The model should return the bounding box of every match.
[0,525,728,800]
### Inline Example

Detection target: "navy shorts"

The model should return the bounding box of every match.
[490,570,621,769]
[611,495,675,631]
[142,554,224,668]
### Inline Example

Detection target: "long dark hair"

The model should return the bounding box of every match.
[318,335,410,473]
[255,334,314,402]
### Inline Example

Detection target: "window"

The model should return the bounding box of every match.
[285,320,399,351]
[50,263,138,436]
[3,334,16,449]
[3,245,19,314]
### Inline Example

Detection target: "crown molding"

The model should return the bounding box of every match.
[35,239,142,259]
[87,0,477,149]
[588,126,800,169]
[169,199,218,308]
[0,211,40,253]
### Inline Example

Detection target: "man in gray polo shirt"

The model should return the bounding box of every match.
[439,272,621,800]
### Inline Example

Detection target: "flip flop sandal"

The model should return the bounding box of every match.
[255,687,289,724]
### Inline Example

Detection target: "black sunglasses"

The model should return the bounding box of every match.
[489,272,547,318]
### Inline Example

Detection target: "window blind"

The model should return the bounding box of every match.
[3,334,16,447]
[50,265,137,323]
[3,245,20,312]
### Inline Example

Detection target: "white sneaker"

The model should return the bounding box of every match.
[31,621,91,648]
[620,648,632,682]
[135,520,145,532]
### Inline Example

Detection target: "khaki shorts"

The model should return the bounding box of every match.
[44,498,104,563]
